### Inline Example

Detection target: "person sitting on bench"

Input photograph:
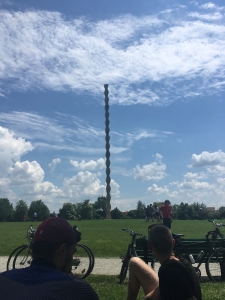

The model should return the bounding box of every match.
[126,225,202,300]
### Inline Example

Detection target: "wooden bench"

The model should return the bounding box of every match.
[135,236,225,264]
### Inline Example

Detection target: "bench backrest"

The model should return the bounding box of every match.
[135,237,225,263]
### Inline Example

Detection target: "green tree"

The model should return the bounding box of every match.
[58,202,77,220]
[135,200,146,219]
[75,200,95,220]
[127,210,136,218]
[0,198,14,221]
[187,206,194,219]
[177,202,189,220]
[93,196,107,217]
[28,200,50,221]
[111,207,123,219]
[219,206,225,218]
[14,200,28,221]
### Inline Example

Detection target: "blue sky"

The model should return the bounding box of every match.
[0,0,225,212]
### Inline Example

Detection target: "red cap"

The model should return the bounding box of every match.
[34,217,76,244]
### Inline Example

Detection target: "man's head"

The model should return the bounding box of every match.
[164,200,170,206]
[32,217,77,274]
[148,225,173,257]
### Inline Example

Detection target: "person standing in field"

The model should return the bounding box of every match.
[153,205,161,223]
[160,200,172,229]
[33,212,37,222]
[145,205,151,222]
[149,204,155,222]
[23,215,26,222]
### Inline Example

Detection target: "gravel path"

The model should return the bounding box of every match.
[1,256,208,278]
[0,256,160,275]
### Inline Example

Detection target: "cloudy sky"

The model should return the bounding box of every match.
[0,0,225,212]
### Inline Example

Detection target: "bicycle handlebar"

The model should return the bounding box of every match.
[208,220,225,227]
[122,228,148,240]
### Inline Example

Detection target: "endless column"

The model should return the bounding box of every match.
[104,84,111,219]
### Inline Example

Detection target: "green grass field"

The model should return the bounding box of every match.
[1,219,224,256]
[85,275,225,300]
[1,219,225,299]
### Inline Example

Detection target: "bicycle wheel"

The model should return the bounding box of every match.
[119,257,129,284]
[13,245,32,269]
[7,245,27,270]
[78,244,95,275]
[206,248,225,282]
[71,244,92,279]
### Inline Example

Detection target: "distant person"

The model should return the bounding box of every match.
[160,200,172,229]
[145,205,151,222]
[126,225,202,300]
[149,204,155,222]
[23,214,26,222]
[0,217,99,300]
[153,205,161,223]
[33,212,37,222]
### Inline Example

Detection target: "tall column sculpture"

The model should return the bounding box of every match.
[104,84,111,219]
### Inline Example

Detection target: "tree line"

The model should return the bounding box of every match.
[0,197,224,222]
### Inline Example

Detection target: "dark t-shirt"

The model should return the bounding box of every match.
[0,257,99,300]
[158,258,202,300]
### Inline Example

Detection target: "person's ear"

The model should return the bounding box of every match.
[58,243,67,260]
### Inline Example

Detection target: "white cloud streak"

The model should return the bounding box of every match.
[48,158,61,173]
[70,158,105,171]
[0,6,225,105]
[132,154,166,181]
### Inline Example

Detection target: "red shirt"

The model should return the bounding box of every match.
[160,204,172,218]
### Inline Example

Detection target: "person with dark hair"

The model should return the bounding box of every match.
[126,225,202,300]
[145,205,151,222]
[149,204,155,222]
[0,217,99,300]
[160,200,172,229]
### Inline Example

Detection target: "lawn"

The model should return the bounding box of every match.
[1,219,224,256]
[86,275,225,300]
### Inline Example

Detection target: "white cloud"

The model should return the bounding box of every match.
[190,150,225,171]
[179,180,212,190]
[0,126,33,177]
[110,179,120,198]
[183,172,207,180]
[200,3,217,10]
[176,171,213,190]
[0,8,225,105]
[147,184,169,194]
[9,160,44,185]
[132,155,166,181]
[63,171,106,198]
[0,111,173,155]
[70,158,105,171]
[189,12,223,21]
[217,177,225,186]
[48,158,61,173]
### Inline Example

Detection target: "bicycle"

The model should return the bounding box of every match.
[118,228,154,284]
[174,219,225,282]
[7,225,95,279]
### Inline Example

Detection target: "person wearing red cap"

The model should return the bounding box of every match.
[0,217,99,300]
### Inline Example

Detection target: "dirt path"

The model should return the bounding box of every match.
[1,256,208,278]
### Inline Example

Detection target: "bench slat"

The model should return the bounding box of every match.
[135,237,225,264]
